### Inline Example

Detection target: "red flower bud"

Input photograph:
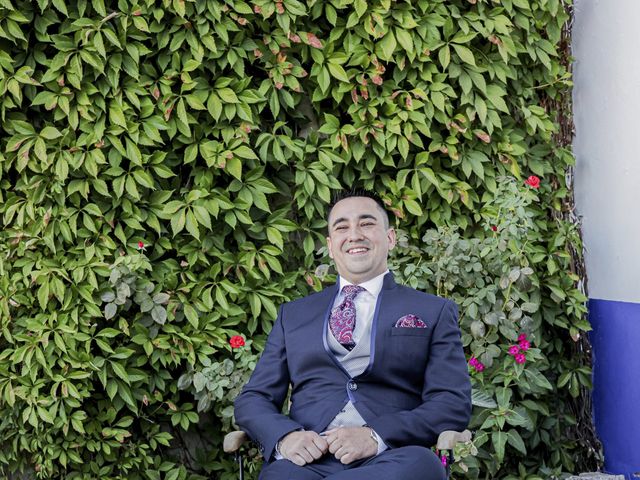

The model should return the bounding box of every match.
[525,175,541,189]
[229,335,245,348]
[138,241,144,249]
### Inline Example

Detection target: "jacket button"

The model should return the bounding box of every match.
[348,381,358,391]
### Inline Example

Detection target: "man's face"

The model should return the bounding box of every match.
[326,197,396,285]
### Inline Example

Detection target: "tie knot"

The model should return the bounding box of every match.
[342,285,365,300]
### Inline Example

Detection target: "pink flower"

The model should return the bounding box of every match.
[137,241,144,249]
[518,333,527,342]
[469,357,484,372]
[229,335,245,348]
[525,175,540,189]
[514,353,526,364]
[519,340,530,351]
[508,345,520,356]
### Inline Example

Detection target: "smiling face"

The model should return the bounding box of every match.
[326,196,396,285]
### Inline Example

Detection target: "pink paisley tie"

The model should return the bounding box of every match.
[329,285,365,351]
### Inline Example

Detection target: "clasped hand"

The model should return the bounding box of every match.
[278,427,377,466]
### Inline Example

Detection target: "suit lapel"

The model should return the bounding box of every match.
[357,272,397,377]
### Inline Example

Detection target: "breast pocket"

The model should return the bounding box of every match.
[390,327,430,337]
[387,328,431,378]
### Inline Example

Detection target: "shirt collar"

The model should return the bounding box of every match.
[338,270,388,299]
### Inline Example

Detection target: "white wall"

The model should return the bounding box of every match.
[573,0,640,304]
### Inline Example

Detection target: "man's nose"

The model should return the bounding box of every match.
[347,225,364,240]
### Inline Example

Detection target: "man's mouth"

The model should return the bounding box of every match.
[346,247,369,255]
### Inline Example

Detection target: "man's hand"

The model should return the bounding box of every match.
[278,430,329,466]
[324,426,378,464]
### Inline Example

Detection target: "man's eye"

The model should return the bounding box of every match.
[361,222,374,227]
[335,225,347,230]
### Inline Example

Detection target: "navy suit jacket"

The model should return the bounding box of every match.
[234,273,472,461]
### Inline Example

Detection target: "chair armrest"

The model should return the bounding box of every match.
[436,429,472,450]
[223,431,249,453]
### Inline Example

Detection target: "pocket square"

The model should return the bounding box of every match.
[394,314,426,328]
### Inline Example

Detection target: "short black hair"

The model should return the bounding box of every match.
[327,188,391,228]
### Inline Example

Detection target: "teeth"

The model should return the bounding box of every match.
[348,248,367,254]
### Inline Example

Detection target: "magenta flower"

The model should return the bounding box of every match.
[519,340,530,351]
[514,353,526,364]
[508,345,520,356]
[518,333,527,342]
[468,357,485,372]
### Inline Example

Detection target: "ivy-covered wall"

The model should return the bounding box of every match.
[0,0,598,478]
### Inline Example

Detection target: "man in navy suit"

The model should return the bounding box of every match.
[235,190,471,479]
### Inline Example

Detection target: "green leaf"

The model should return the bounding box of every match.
[40,126,62,140]
[452,44,476,66]
[37,282,50,310]
[507,429,527,454]
[171,209,186,236]
[377,30,397,61]
[395,28,414,52]
[184,305,199,328]
[327,63,350,83]
[226,157,242,180]
[492,430,507,463]
[111,361,130,385]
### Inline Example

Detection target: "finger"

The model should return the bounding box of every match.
[298,447,315,464]
[304,443,324,460]
[334,445,349,459]
[313,436,329,453]
[340,452,354,465]
[290,453,309,466]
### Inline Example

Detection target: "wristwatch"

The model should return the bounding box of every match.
[363,424,379,446]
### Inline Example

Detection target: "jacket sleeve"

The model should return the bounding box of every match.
[234,305,303,460]
[366,300,472,448]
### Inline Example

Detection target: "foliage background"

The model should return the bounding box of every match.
[0,0,599,478]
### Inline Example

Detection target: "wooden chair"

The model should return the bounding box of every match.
[223,429,472,479]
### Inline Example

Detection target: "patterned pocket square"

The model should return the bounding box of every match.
[394,314,427,328]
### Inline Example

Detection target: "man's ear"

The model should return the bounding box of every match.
[387,228,397,250]
[326,236,334,259]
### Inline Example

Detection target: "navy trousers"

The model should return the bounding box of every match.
[258,446,446,480]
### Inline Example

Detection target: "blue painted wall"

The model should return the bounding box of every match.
[589,299,640,478]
